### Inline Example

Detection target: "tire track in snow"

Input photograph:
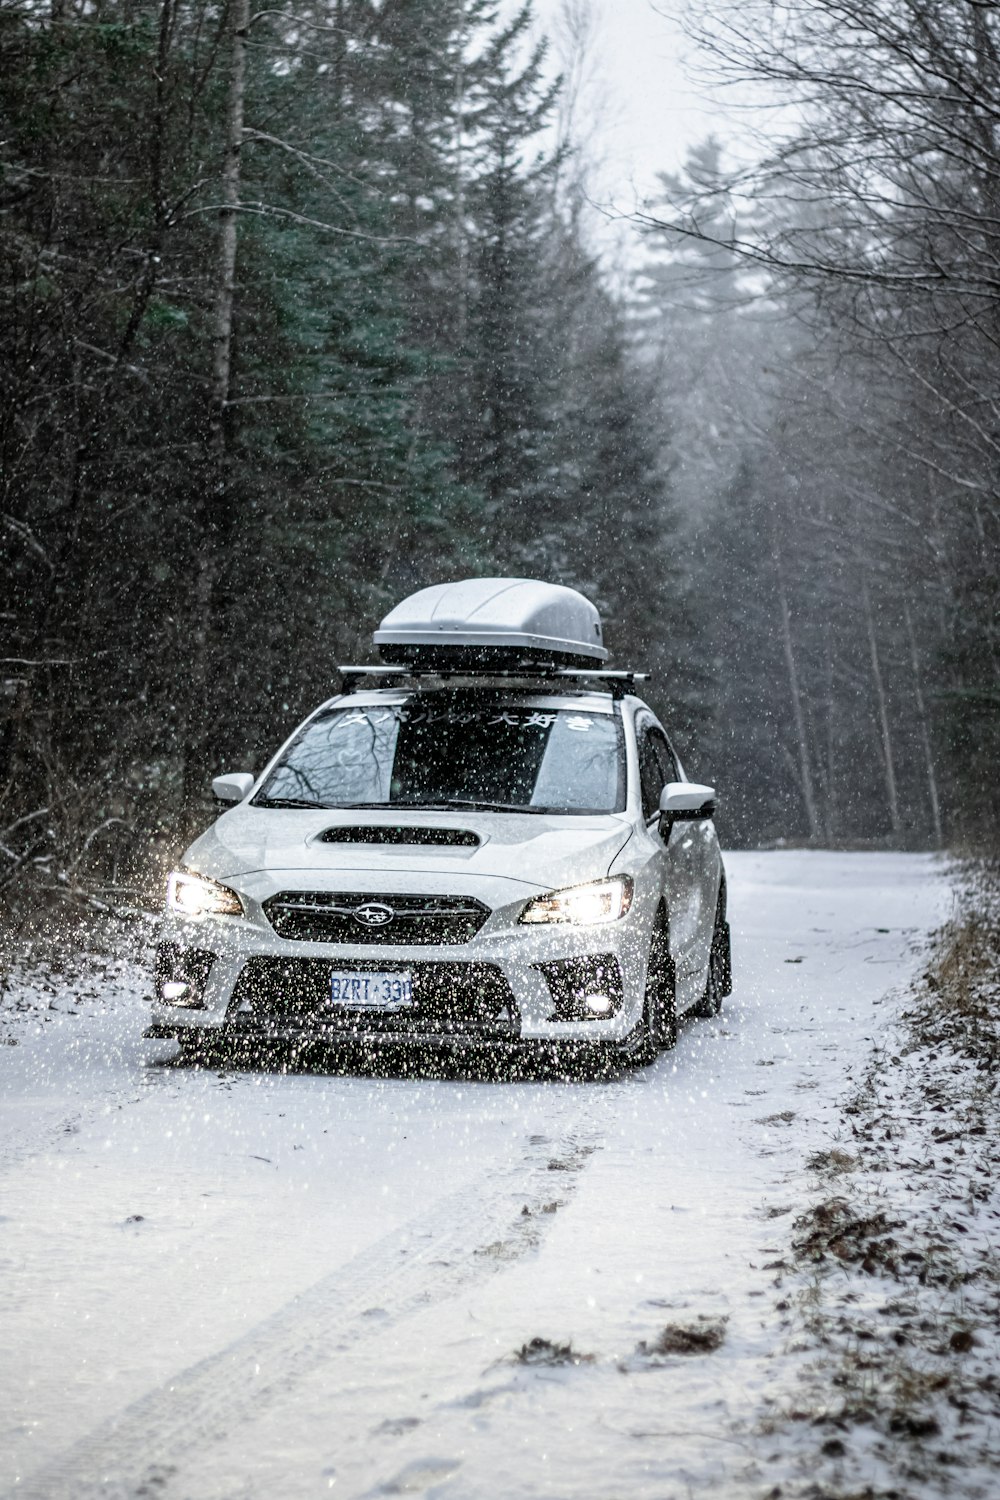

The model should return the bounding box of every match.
[0,1105,88,1174]
[7,1121,600,1500]
[0,1065,177,1178]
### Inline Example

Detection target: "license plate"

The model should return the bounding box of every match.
[329,971,413,1010]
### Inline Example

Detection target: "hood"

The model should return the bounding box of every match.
[183,806,634,897]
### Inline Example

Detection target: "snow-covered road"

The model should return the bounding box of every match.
[0,851,947,1499]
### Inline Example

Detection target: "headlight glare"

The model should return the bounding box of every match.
[520,875,633,926]
[167,870,243,918]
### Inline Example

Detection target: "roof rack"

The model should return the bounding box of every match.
[337,664,650,700]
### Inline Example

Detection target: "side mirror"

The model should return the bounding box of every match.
[659,781,716,834]
[212,772,254,804]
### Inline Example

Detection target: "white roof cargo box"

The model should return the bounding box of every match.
[374,577,609,667]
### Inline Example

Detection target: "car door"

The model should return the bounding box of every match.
[636,715,719,1009]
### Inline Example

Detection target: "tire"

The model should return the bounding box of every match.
[694,880,732,1019]
[620,914,677,1065]
[176,1032,209,1064]
[177,1029,228,1066]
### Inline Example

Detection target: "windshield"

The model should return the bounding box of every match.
[254,700,624,815]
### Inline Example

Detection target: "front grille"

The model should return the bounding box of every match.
[262,891,491,945]
[228,958,517,1037]
[318,825,480,848]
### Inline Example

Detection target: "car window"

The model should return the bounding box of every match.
[637,727,664,821]
[649,728,679,786]
[254,700,626,814]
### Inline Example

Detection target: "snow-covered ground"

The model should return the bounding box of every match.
[0,851,948,1499]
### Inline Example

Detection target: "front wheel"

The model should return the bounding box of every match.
[175,1032,211,1065]
[620,916,677,1065]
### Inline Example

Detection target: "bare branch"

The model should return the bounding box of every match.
[176,200,417,245]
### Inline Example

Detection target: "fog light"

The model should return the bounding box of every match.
[584,992,613,1016]
[536,955,624,1022]
[154,943,216,1009]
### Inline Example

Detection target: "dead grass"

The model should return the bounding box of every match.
[905,857,1000,1071]
[806,1149,858,1175]
[792,1199,905,1273]
[764,859,1000,1493]
[635,1317,728,1357]
[513,1337,594,1367]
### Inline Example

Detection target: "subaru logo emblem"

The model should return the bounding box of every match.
[354,901,395,928]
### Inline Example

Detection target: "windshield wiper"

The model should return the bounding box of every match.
[313,799,504,812]
[256,797,579,815]
[316,800,483,812]
[253,796,331,810]
[394,798,561,815]
[317,801,408,810]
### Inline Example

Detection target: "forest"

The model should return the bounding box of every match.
[2,0,998,909]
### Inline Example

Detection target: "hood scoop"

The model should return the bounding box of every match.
[318,825,481,849]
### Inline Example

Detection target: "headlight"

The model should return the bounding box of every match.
[520,875,633,926]
[167,870,243,918]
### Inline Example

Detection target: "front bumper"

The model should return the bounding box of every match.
[148,903,652,1048]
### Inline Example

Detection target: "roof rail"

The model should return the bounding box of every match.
[337,664,650,699]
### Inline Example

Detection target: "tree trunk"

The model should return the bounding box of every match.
[771,516,820,841]
[453,1,469,350]
[822,623,836,844]
[904,601,943,848]
[862,576,902,839]
[210,0,248,460]
[183,0,248,812]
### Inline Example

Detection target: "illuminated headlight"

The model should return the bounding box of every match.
[520,876,633,926]
[167,871,243,919]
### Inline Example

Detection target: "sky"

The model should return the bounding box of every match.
[530,0,718,211]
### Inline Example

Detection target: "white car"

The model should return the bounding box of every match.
[147,580,731,1068]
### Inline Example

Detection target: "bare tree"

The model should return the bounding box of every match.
[182,0,249,809]
[638,0,1000,839]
